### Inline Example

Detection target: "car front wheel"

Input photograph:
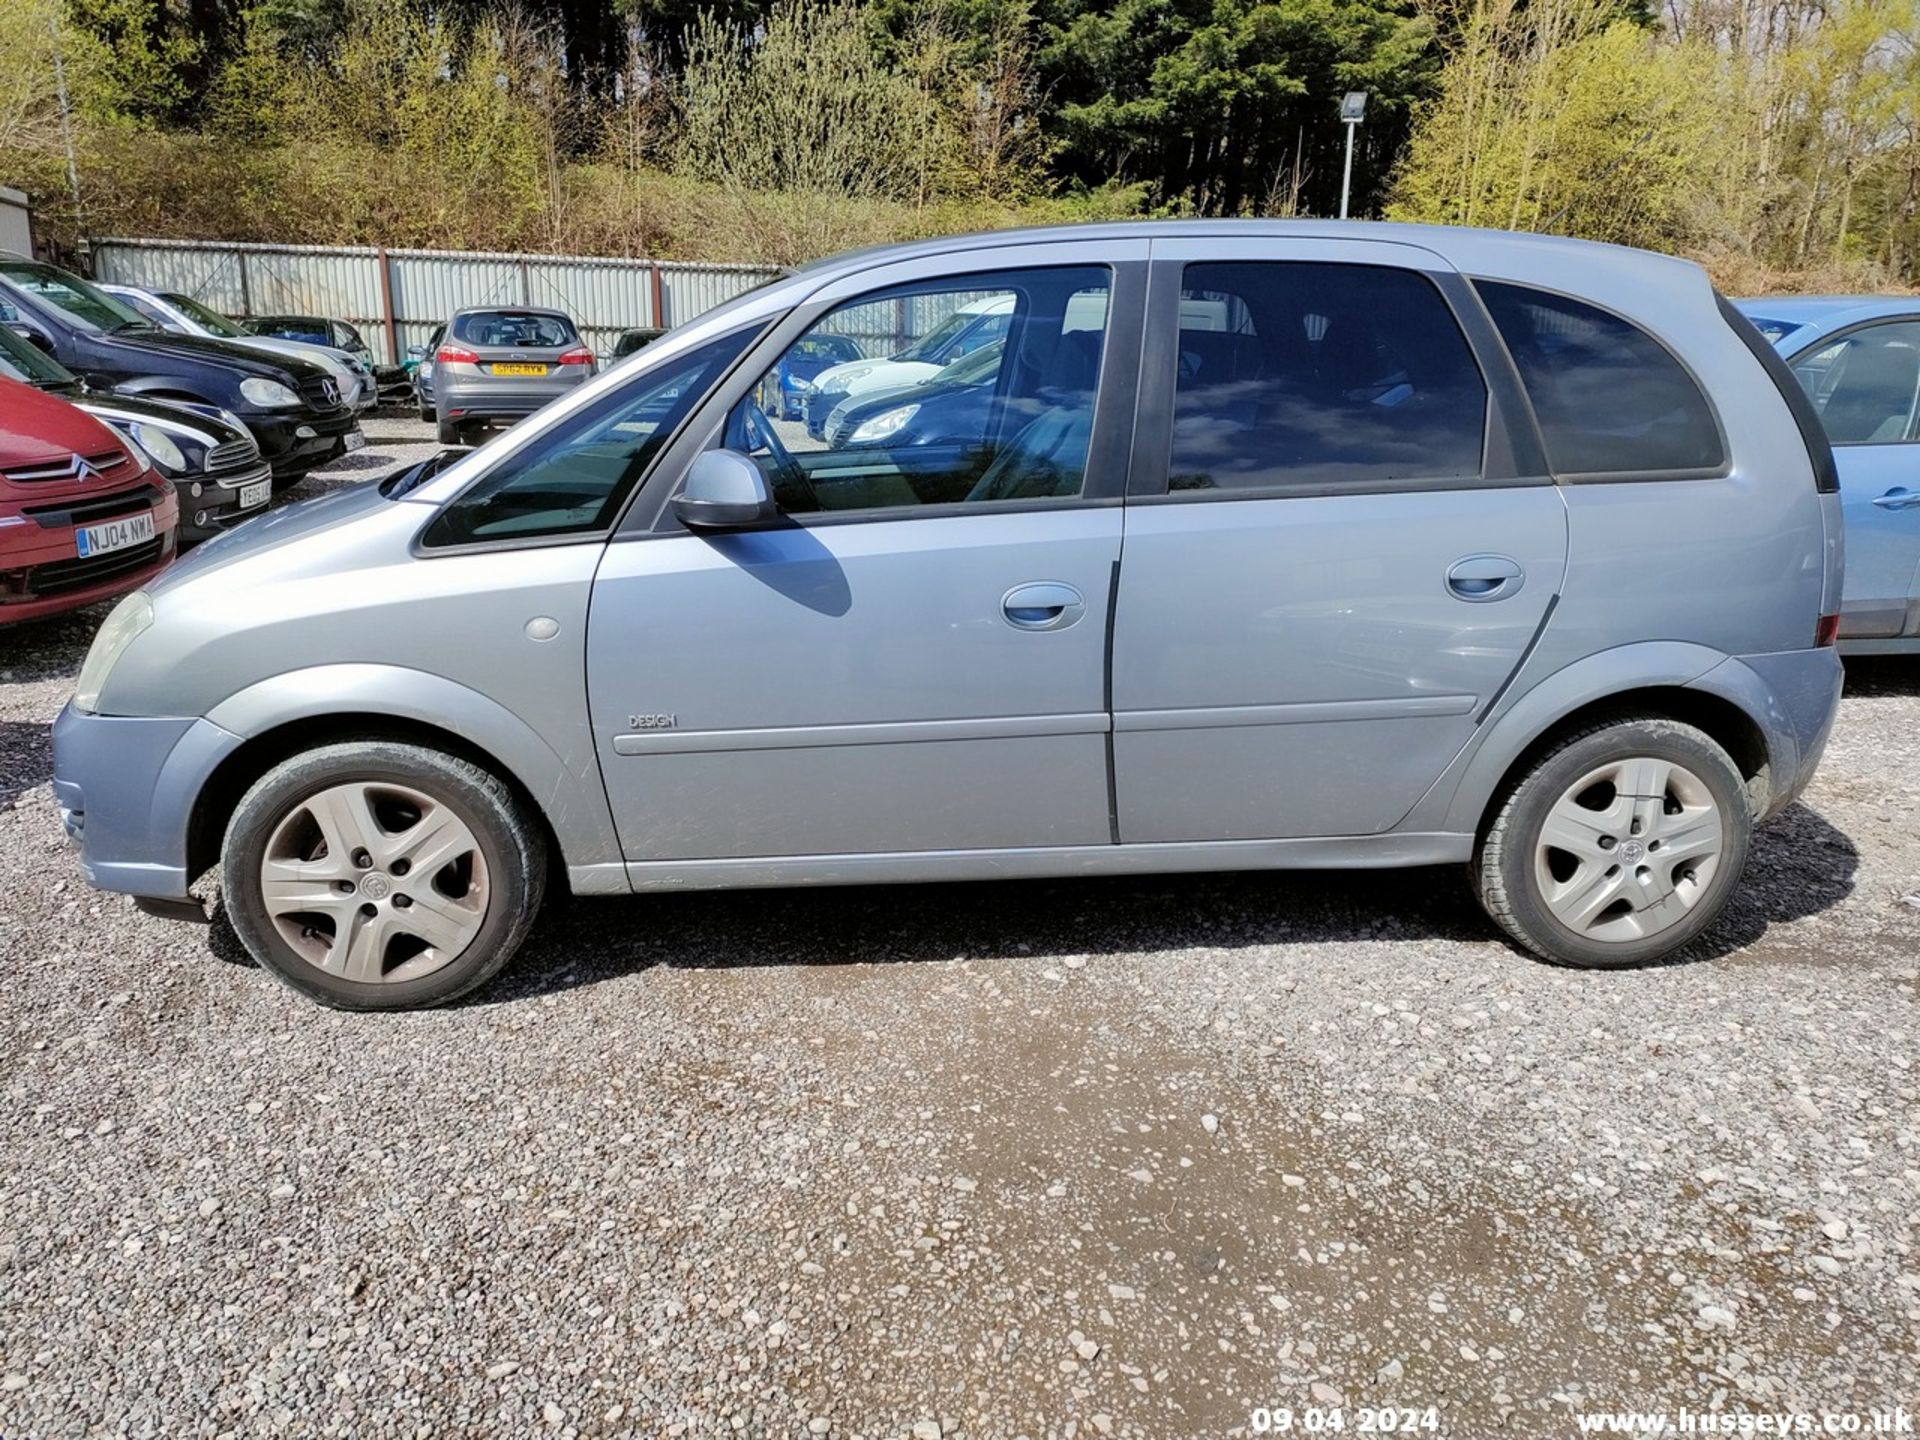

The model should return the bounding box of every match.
[1473,717,1751,969]
[221,741,546,1009]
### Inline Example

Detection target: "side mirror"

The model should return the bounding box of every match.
[23,327,54,354]
[672,449,778,531]
[406,344,427,360]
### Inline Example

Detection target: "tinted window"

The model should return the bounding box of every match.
[1167,262,1485,492]
[451,311,578,348]
[724,267,1109,514]
[161,292,249,338]
[253,318,329,344]
[1789,322,1920,444]
[1479,282,1724,475]
[422,328,754,547]
[0,323,75,385]
[0,262,152,333]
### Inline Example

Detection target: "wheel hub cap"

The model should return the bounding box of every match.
[1533,755,1725,945]
[259,780,490,984]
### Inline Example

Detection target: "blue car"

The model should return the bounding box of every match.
[1738,297,1920,653]
[764,334,862,420]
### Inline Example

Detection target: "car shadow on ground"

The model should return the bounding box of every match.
[0,721,54,808]
[1842,656,1920,697]
[401,799,1858,1003]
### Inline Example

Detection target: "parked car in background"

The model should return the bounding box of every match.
[802,293,1018,438]
[431,306,596,445]
[0,255,362,490]
[247,311,411,403]
[53,221,1843,1009]
[760,333,862,420]
[244,313,377,368]
[99,283,376,415]
[1737,296,1920,653]
[820,338,1004,449]
[2,374,179,625]
[610,327,666,360]
[0,324,270,547]
[408,324,446,422]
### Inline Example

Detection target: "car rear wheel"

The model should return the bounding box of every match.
[436,418,466,445]
[221,741,546,1009]
[1473,717,1751,969]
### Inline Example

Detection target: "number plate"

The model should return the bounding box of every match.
[343,430,368,452]
[238,479,270,510]
[75,510,155,558]
[492,363,548,377]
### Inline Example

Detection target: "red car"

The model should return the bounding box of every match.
[1,374,179,625]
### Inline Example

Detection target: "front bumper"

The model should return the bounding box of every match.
[173,462,273,546]
[52,701,244,900]
[244,408,361,478]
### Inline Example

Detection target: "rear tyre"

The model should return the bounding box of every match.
[436,418,466,446]
[1473,717,1751,969]
[221,741,546,1010]
[418,402,436,423]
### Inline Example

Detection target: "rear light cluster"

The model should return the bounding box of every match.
[557,346,594,366]
[1815,613,1841,648]
[434,343,479,364]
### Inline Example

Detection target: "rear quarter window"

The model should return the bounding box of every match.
[1478,282,1725,477]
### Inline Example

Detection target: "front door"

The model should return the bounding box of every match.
[1789,320,1920,638]
[586,255,1139,864]
[1111,241,1568,843]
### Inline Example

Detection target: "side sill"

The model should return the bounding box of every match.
[567,862,634,896]
[623,833,1474,893]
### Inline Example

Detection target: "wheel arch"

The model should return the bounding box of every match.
[186,663,623,890]
[1430,644,1787,837]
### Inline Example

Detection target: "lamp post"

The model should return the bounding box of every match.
[1338,90,1368,220]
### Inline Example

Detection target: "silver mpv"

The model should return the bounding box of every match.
[53,222,1846,1010]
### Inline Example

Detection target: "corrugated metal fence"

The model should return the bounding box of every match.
[89,238,783,365]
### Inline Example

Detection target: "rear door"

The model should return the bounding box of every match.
[1787,320,1920,638]
[1110,237,1567,843]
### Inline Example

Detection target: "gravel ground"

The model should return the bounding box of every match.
[2,419,1917,1438]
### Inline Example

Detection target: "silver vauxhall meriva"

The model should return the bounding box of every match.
[52,222,1846,1010]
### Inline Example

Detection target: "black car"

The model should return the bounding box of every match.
[611,327,666,359]
[0,256,361,488]
[0,324,273,547]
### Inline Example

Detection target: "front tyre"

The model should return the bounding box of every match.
[1473,717,1751,969]
[221,741,546,1009]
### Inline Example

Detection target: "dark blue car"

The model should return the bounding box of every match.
[764,334,863,420]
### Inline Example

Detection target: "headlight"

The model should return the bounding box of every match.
[73,591,153,715]
[239,377,301,408]
[130,423,186,472]
[785,376,812,393]
[848,404,919,444]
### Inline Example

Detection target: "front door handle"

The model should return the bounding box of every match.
[1002,581,1086,631]
[1446,554,1525,602]
[1872,486,1920,510]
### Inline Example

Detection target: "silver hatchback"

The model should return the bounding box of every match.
[432,305,596,445]
[53,221,1845,1009]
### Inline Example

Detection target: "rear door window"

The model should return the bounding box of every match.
[1788,321,1920,444]
[1165,261,1487,492]
[1478,282,1725,475]
[452,311,578,349]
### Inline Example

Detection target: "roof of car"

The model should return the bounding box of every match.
[1732,294,1920,331]
[451,305,574,319]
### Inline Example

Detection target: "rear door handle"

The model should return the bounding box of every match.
[1002,581,1086,631]
[1872,486,1920,510]
[1446,554,1525,602]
